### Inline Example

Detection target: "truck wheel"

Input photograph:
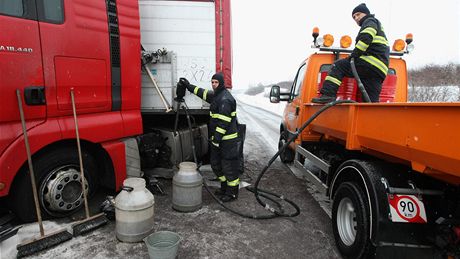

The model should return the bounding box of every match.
[10,147,97,222]
[278,131,294,163]
[332,182,374,259]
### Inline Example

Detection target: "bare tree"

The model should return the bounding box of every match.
[408,63,460,102]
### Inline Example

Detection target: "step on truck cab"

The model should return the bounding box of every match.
[270,30,460,258]
[0,0,232,222]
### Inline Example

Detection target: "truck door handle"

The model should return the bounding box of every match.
[295,106,300,116]
[24,86,46,105]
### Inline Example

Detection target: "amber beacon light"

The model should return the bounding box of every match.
[405,33,413,44]
[323,34,334,47]
[392,39,406,52]
[340,35,352,48]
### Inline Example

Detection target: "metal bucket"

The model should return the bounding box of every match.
[144,231,181,259]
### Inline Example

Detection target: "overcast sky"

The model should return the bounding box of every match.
[231,0,460,89]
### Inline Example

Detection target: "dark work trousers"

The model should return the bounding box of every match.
[210,139,240,182]
[320,58,385,102]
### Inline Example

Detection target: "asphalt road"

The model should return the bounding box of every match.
[1,101,340,259]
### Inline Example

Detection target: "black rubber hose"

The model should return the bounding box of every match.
[182,105,198,164]
[182,102,286,219]
[252,100,356,217]
[173,101,184,164]
[182,99,354,219]
[350,58,371,103]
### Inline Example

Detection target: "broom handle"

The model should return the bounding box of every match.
[70,89,90,218]
[143,64,173,112]
[16,89,45,237]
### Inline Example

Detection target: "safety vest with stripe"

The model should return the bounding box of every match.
[190,85,238,147]
[353,15,390,79]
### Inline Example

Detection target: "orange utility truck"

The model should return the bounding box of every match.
[270,31,460,258]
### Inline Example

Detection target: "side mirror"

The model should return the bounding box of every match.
[270,85,281,103]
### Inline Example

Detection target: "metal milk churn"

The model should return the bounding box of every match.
[172,162,203,212]
[115,177,155,242]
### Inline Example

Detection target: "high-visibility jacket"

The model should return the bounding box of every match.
[188,84,238,147]
[352,14,390,79]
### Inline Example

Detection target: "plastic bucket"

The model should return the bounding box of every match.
[144,231,181,259]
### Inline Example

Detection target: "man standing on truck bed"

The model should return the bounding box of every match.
[177,73,241,202]
[312,3,390,103]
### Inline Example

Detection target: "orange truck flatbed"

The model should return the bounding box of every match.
[272,31,460,258]
[304,102,460,185]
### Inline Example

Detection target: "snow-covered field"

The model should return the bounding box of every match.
[408,85,460,102]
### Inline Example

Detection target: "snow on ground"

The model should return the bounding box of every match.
[235,92,286,117]
[0,220,71,259]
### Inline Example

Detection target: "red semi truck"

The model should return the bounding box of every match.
[0,0,232,221]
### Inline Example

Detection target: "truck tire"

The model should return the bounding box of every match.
[332,182,374,259]
[278,131,294,163]
[9,147,98,222]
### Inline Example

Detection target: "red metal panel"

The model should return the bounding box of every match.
[0,16,45,156]
[215,0,232,88]
[39,0,112,118]
[379,75,397,103]
[55,57,109,111]
[121,110,143,137]
[101,140,126,191]
[118,0,141,112]
[58,112,124,142]
[317,73,397,102]
[0,109,139,197]
[0,120,62,196]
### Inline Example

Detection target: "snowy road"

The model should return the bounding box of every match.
[236,98,281,154]
[236,96,332,217]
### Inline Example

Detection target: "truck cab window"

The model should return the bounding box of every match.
[290,64,307,100]
[38,0,64,23]
[0,1,23,17]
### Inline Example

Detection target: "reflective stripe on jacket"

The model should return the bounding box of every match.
[352,14,390,79]
[191,85,238,146]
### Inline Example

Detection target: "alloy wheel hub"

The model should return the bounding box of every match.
[42,167,88,213]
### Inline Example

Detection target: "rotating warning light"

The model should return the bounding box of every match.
[340,35,352,48]
[312,27,320,46]
[392,39,406,52]
[405,33,413,45]
[323,34,334,47]
[312,27,319,38]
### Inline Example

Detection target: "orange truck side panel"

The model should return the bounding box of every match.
[305,103,460,185]
[295,53,459,185]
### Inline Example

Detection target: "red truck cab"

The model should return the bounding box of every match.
[1,0,233,222]
[0,0,142,221]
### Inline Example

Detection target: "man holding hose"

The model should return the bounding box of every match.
[312,3,390,103]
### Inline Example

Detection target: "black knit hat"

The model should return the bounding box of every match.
[212,72,225,88]
[352,3,370,16]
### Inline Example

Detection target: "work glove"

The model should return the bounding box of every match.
[179,78,194,92]
[349,48,363,60]
[176,81,186,101]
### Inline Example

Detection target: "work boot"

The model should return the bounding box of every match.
[220,185,238,202]
[311,95,336,104]
[214,182,227,196]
